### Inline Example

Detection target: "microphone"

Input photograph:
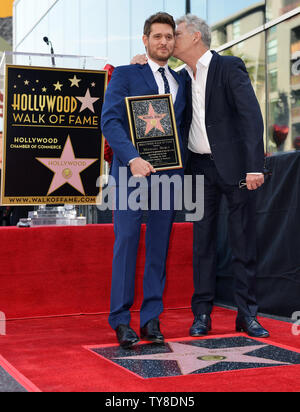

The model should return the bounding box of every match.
[43,37,56,67]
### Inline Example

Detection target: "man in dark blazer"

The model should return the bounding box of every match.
[173,14,269,338]
[101,13,187,348]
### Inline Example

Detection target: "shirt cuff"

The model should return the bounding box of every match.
[128,157,139,166]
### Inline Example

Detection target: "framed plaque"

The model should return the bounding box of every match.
[125,94,183,171]
[1,65,107,205]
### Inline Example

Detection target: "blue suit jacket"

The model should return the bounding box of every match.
[183,51,265,185]
[101,64,187,184]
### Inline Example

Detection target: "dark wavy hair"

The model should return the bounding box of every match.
[143,12,176,37]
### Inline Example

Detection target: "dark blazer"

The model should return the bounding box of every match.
[101,63,187,184]
[184,51,265,185]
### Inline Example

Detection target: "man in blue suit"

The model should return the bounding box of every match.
[174,15,269,338]
[101,12,187,348]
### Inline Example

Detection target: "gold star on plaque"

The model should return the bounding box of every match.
[91,82,96,87]
[42,87,47,93]
[53,81,63,91]
[24,80,29,85]
[69,75,82,88]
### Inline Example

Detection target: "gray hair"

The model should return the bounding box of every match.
[176,14,211,49]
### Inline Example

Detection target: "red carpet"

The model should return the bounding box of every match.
[0,224,300,392]
[0,224,193,319]
[0,355,41,392]
[0,308,299,392]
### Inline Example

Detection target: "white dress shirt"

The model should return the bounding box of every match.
[147,57,179,103]
[186,50,213,154]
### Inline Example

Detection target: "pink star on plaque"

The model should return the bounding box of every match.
[36,136,98,195]
[76,88,100,113]
[138,103,167,135]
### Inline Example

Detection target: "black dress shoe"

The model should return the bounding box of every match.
[190,315,212,337]
[236,316,270,338]
[140,319,164,344]
[115,325,140,349]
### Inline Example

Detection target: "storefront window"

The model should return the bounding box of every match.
[267,39,278,63]
[14,0,58,48]
[267,14,300,153]
[107,0,131,66]
[221,33,267,152]
[80,0,107,59]
[269,69,279,92]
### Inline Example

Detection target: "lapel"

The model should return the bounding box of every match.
[169,67,182,109]
[185,69,192,108]
[138,64,159,94]
[205,51,219,113]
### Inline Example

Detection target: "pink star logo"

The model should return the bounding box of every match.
[36,136,98,195]
[76,88,100,113]
[138,103,167,135]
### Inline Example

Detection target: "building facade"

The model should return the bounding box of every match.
[11,0,300,153]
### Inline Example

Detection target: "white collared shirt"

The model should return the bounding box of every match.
[186,50,213,154]
[147,57,178,103]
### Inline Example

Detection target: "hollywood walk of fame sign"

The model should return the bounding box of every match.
[1,65,108,205]
[125,94,183,171]
[88,336,300,379]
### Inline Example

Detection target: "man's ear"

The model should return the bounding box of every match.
[142,35,149,48]
[194,31,202,44]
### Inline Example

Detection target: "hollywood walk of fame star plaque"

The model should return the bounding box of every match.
[87,336,300,380]
[125,94,183,171]
[1,65,108,205]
